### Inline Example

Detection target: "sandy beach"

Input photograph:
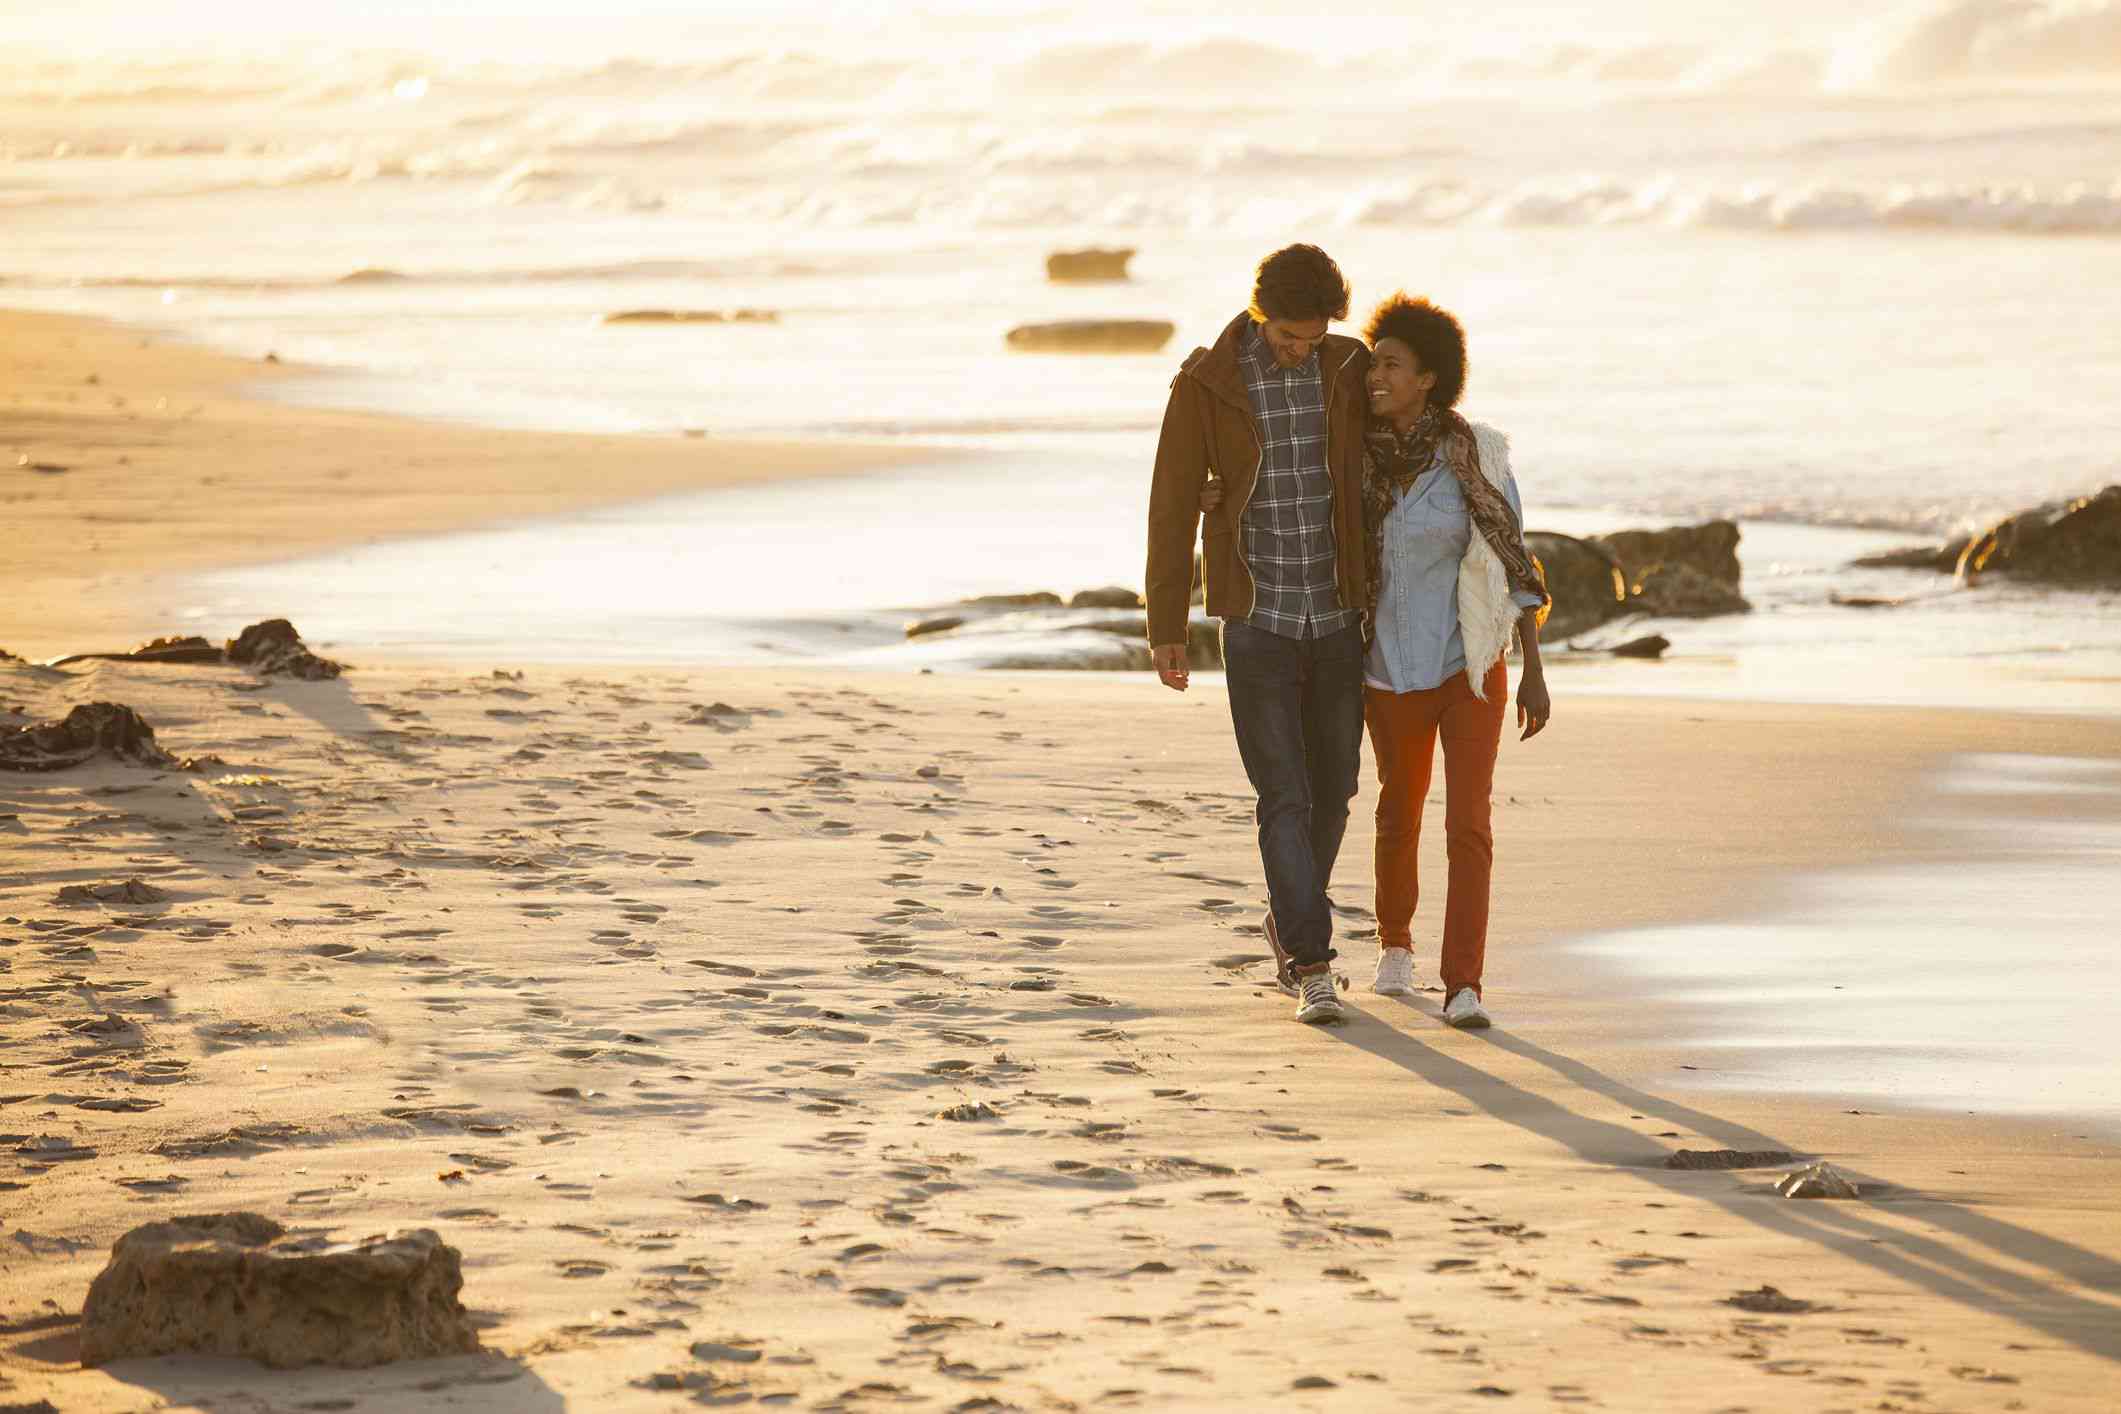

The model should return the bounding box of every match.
[5,310,2120,1411]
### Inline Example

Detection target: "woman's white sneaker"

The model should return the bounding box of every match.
[1442,988,1491,1029]
[1294,971,1345,1024]
[1371,947,1415,996]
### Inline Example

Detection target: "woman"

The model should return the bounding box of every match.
[1200,293,1551,1027]
[1355,293,1550,1027]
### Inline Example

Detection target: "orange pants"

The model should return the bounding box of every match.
[1363,660,1507,999]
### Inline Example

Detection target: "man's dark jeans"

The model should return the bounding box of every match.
[1221,619,1365,969]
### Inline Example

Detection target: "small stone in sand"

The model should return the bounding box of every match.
[55,878,169,906]
[1724,1285,1818,1314]
[1775,1161,1861,1199]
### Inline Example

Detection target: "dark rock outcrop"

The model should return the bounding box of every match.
[603,309,778,325]
[1594,522,1742,591]
[1524,532,1630,639]
[1633,564,1751,618]
[225,619,344,680]
[49,635,223,668]
[959,592,1063,608]
[80,1213,479,1369]
[1006,320,1175,354]
[0,703,177,773]
[1608,634,1670,659]
[905,615,967,639]
[1662,1148,1796,1171]
[1527,519,1749,637]
[1854,486,2120,587]
[45,620,343,678]
[1046,248,1135,282]
[1068,586,1143,610]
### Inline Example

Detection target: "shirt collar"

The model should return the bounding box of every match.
[1242,318,1317,378]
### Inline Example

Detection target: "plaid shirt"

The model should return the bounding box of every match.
[1236,321,1352,639]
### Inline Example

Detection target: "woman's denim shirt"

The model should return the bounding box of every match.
[1365,453,1544,694]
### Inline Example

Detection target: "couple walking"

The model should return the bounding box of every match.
[1145,243,1552,1027]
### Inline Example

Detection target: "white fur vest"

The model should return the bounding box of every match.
[1456,421,1520,701]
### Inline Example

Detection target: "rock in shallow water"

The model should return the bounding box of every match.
[1853,485,2121,586]
[1006,320,1175,354]
[80,1213,479,1368]
[1045,247,1134,282]
[1068,586,1143,609]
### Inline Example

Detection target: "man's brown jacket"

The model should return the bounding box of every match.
[1143,312,1372,649]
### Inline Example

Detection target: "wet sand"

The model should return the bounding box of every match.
[0,308,932,658]
[4,308,2120,1409]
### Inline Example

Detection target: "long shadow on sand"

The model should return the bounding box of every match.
[1334,998,2121,1366]
[2,1323,570,1413]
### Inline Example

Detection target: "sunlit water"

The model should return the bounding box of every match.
[1562,753,2121,1139]
[8,3,2120,699]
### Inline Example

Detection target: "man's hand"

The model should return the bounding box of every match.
[1153,644,1191,692]
[1198,478,1225,514]
[1516,669,1551,741]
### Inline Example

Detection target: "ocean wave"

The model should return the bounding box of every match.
[8,3,2121,113]
[1836,0,2121,86]
[1339,175,2121,234]
[0,256,845,293]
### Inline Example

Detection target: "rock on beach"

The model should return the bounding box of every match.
[80,1213,479,1368]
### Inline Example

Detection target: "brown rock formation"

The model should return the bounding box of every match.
[1524,532,1630,639]
[1853,487,2120,586]
[1594,521,1743,590]
[1068,586,1144,610]
[225,619,345,680]
[1005,320,1175,354]
[1045,248,1135,282]
[1632,564,1751,618]
[959,592,1064,608]
[0,703,178,773]
[603,309,779,325]
[1662,1148,1796,1171]
[80,1213,479,1368]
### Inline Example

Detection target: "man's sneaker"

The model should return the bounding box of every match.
[1263,912,1297,996]
[1371,947,1415,996]
[1442,988,1491,1029]
[1295,970,1345,1024]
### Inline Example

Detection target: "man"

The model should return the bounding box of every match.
[1144,244,1371,1025]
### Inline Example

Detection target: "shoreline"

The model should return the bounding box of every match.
[0,306,944,657]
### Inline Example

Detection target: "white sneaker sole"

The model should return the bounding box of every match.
[1445,1008,1491,1030]
[1296,998,1345,1024]
[1371,978,1415,997]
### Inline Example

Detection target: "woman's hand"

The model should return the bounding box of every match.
[1198,477,1224,515]
[1515,668,1551,741]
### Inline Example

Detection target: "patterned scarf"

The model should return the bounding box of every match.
[1361,406,1551,642]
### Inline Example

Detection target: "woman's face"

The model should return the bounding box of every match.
[1367,336,1436,423]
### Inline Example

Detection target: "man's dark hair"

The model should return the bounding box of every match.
[1249,244,1350,324]
[1364,293,1466,409]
